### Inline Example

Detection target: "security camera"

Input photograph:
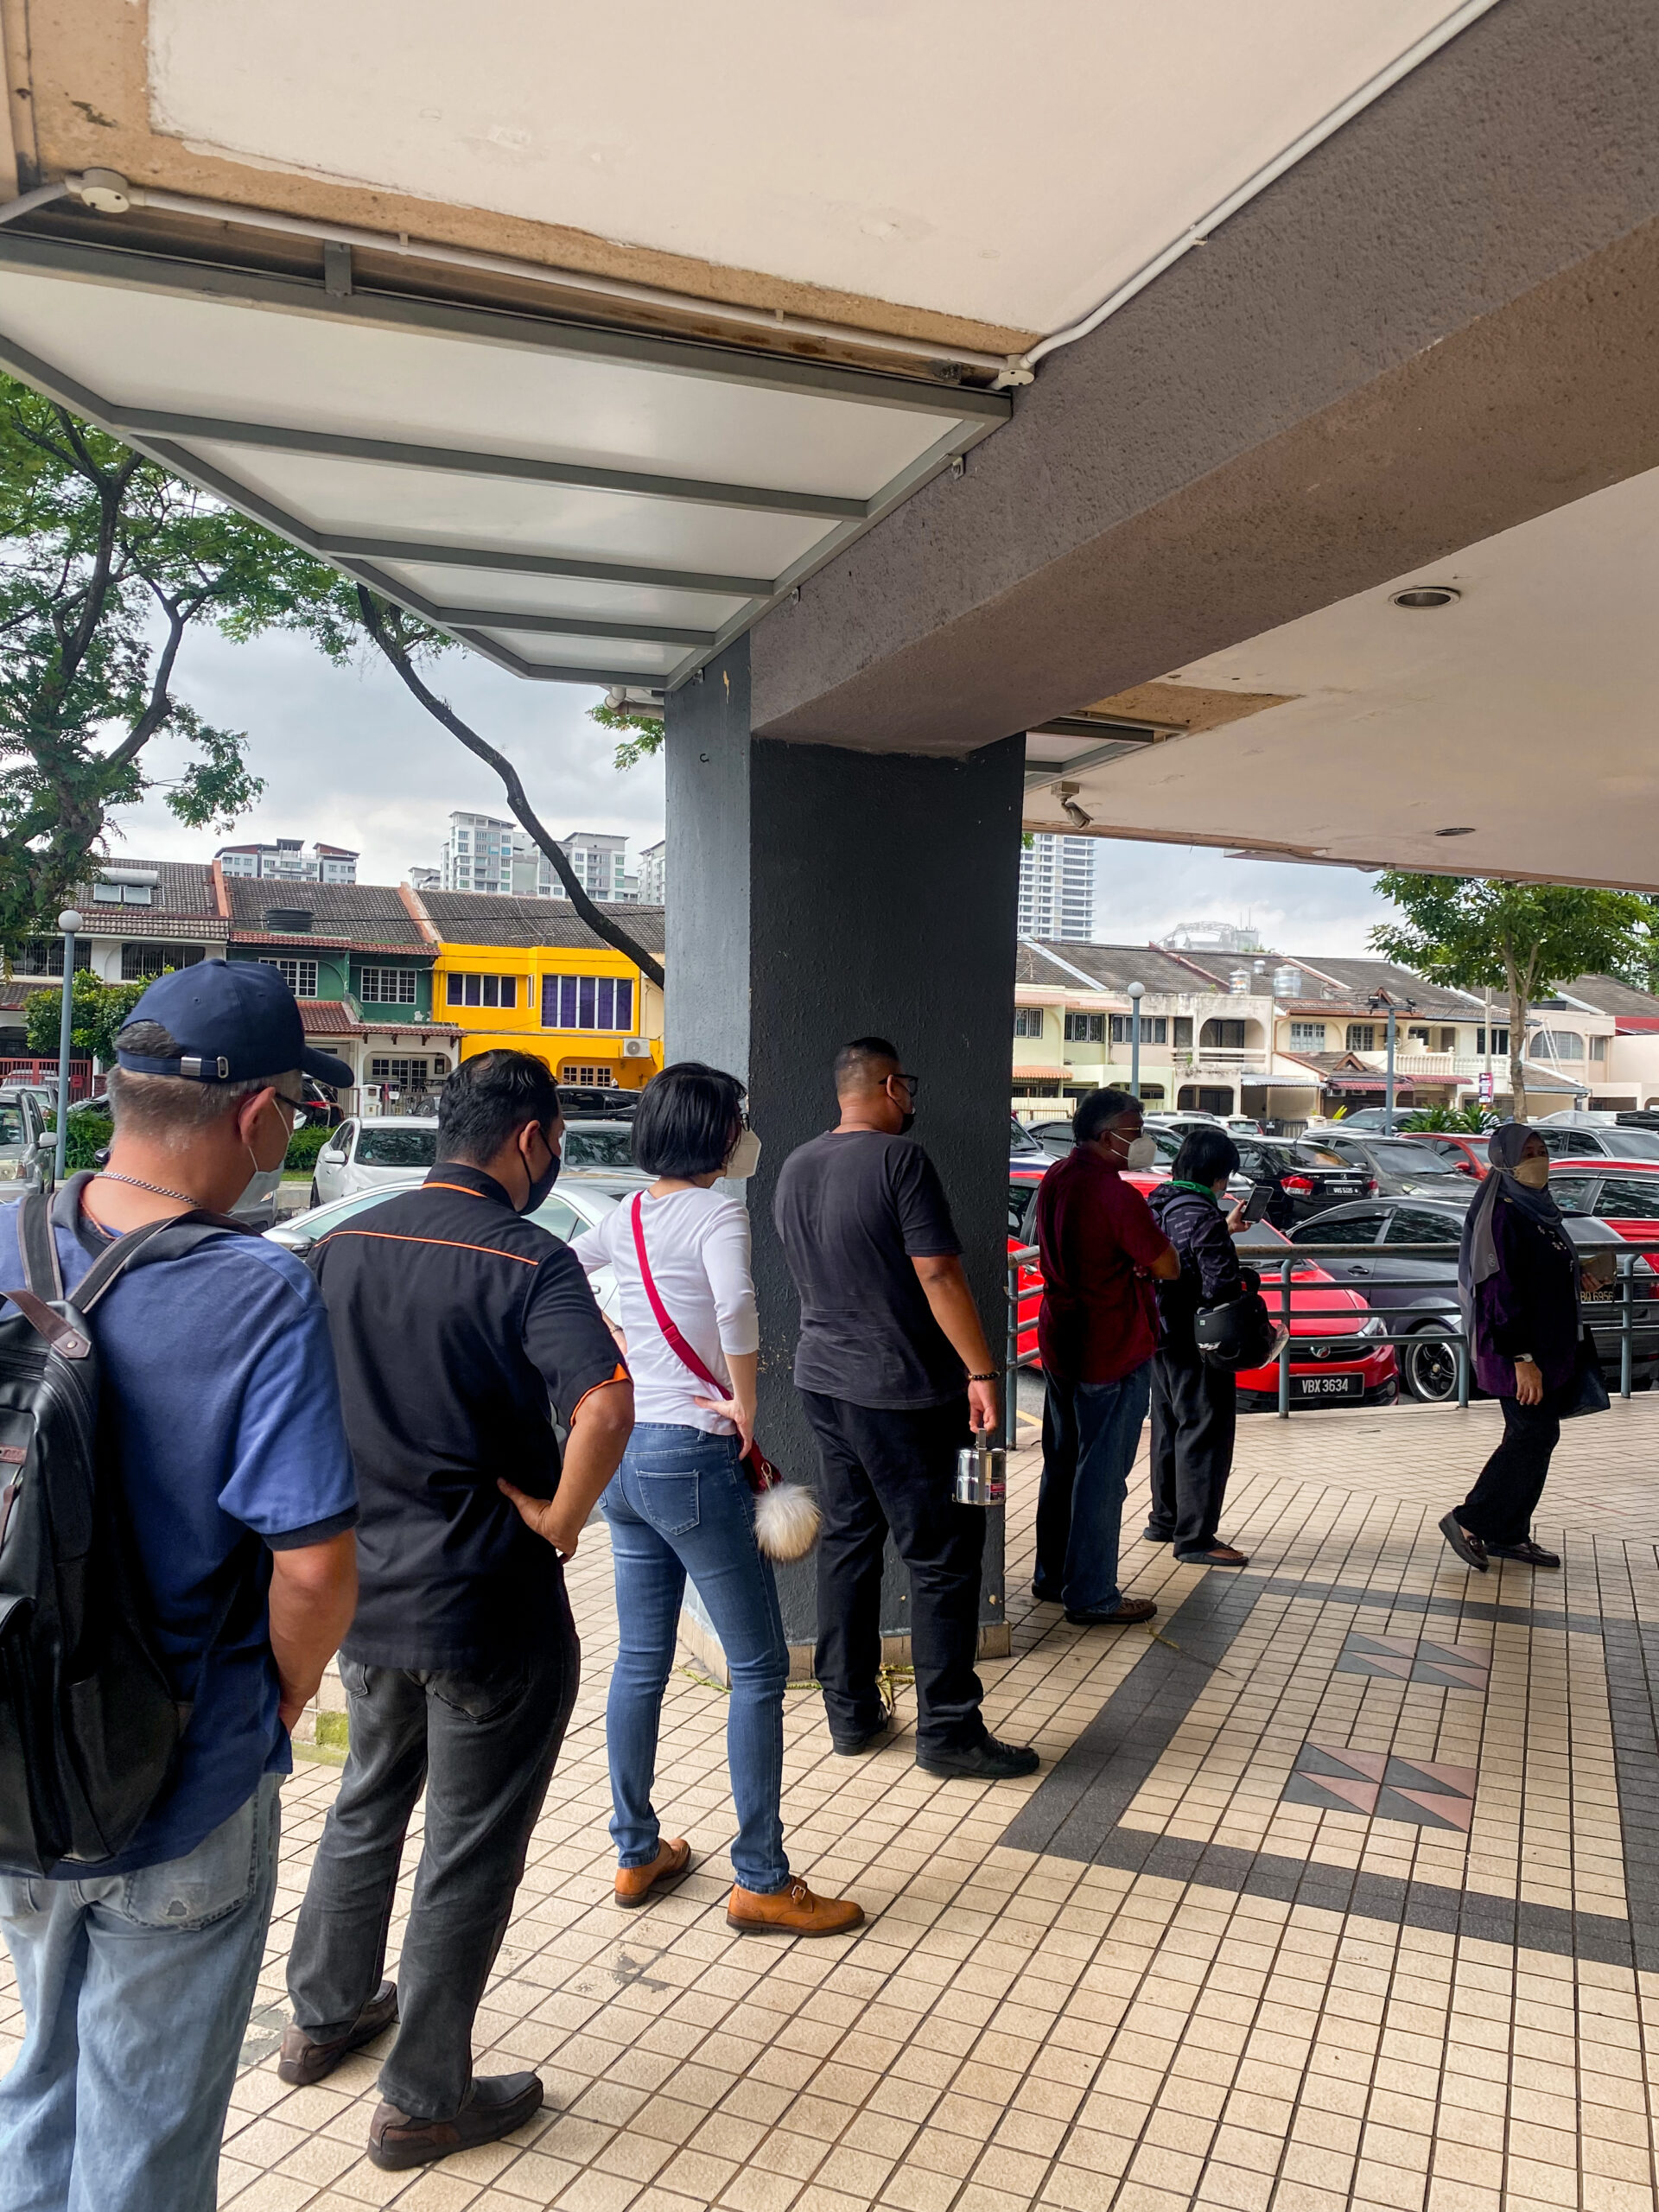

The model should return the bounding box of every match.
[1061,796,1092,829]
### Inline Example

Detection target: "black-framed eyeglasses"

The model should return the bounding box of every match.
[888,1072,919,1100]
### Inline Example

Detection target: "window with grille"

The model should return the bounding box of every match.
[1288,1021,1326,1046]
[369,1058,431,1086]
[1476,1027,1510,1056]
[562,1064,614,1085]
[16,938,92,976]
[1109,1014,1167,1043]
[444,972,518,1008]
[542,975,634,1031]
[259,957,317,997]
[1013,1008,1045,1038]
[1202,1019,1247,1049]
[1065,1013,1105,1042]
[1536,1030,1586,1059]
[121,944,206,981]
[1345,1023,1376,1052]
[359,968,419,1005]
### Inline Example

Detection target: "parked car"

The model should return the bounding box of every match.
[1548,1157,1659,1250]
[0,1090,45,1186]
[1229,1136,1371,1228]
[559,1119,644,1174]
[270,1179,625,1322]
[557,1084,639,1121]
[1024,1117,1077,1158]
[1006,1189,1395,1403]
[1402,1131,1489,1179]
[1532,1122,1659,1163]
[310,1116,439,1205]
[1305,1108,1407,1133]
[1309,1131,1478,1203]
[1010,1116,1046,1159]
[1287,1187,1659,1400]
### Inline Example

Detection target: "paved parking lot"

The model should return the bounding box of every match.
[5,1394,1657,2212]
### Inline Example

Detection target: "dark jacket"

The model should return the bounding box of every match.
[1471,1197,1580,1399]
[1148,1182,1244,1361]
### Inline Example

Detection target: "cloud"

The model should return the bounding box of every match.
[104,622,1387,955]
[106,625,664,880]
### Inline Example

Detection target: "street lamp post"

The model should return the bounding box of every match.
[1128,981,1144,1100]
[1383,1001,1398,1133]
[53,907,82,1185]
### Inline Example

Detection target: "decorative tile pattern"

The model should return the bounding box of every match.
[1333,1629,1491,1688]
[3,1390,1658,2212]
[1283,1741,1478,1830]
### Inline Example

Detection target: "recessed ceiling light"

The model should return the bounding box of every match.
[1434,825,1477,837]
[1391,586,1461,609]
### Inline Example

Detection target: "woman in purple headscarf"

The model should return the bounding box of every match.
[1440,1122,1595,1572]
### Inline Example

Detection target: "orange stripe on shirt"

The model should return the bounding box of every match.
[315,1228,540,1266]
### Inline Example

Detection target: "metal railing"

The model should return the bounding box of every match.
[1003,1237,1659,1435]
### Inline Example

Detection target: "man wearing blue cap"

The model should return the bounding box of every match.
[0,959,360,2212]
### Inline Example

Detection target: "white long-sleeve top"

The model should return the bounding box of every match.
[570,1185,760,1433]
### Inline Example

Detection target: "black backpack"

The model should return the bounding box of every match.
[0,1183,252,1876]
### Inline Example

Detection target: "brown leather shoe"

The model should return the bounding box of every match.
[368,2071,543,2171]
[278,1980,398,2086]
[614,1837,692,1910]
[1065,1597,1158,1627]
[727,1878,865,1936]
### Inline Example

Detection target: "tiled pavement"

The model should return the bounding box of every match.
[4,1394,1659,2212]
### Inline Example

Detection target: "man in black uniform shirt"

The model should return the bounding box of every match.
[281,1052,632,2172]
[773,1037,1038,1783]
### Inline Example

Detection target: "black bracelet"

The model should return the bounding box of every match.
[968,1371,998,1382]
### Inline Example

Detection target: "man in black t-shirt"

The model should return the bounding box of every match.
[283,1053,632,2175]
[774,1038,1039,1782]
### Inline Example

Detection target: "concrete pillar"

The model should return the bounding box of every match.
[665,635,1021,1675]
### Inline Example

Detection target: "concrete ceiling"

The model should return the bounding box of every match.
[1022,463,1659,892]
[144,0,1465,335]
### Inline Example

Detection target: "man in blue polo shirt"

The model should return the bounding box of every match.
[0,962,359,2212]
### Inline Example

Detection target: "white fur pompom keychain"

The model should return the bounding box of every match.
[752,1470,822,1562]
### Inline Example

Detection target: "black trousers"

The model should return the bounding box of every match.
[1458,1382,1573,1546]
[286,1588,579,2121]
[1147,1350,1237,1558]
[799,1391,986,1755]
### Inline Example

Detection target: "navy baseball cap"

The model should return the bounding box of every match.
[114,959,356,1090]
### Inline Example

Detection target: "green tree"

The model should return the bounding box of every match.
[1370,874,1649,1118]
[24,969,148,1066]
[588,698,664,775]
[0,373,344,948]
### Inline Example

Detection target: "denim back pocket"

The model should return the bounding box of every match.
[634,1467,702,1536]
[111,1786,262,1931]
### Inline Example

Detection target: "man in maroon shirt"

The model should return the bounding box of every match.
[1034,1089,1179,1625]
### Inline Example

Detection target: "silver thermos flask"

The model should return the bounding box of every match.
[953,1434,1007,1507]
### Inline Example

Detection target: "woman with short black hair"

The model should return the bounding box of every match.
[1145,1126,1252,1567]
[569,1063,862,1937]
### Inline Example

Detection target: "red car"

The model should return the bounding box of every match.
[1006,1174,1397,1406]
[1406,1132,1489,1179]
[1548,1157,1659,1251]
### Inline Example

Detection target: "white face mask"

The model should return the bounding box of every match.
[725,1128,762,1180]
[1122,1134,1158,1170]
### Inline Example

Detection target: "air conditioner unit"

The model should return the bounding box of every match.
[622,1038,652,1058]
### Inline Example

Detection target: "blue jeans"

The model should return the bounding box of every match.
[1035,1363,1153,1612]
[0,1773,281,2212]
[603,1426,791,1894]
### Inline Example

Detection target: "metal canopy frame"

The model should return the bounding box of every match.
[0,228,1010,690]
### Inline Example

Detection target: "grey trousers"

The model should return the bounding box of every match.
[286,1590,578,2120]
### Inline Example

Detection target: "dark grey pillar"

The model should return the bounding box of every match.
[665,634,1021,1672]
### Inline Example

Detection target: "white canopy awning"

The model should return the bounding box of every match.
[0,230,1007,689]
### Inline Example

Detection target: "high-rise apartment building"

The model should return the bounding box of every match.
[559,832,638,902]
[637,839,665,906]
[1017,832,1097,942]
[216,837,358,883]
[437,815,638,900]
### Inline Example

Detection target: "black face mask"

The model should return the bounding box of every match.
[897,1109,916,1135]
[520,1136,561,1214]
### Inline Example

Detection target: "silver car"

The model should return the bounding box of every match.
[309,1116,440,1206]
[268,1179,624,1321]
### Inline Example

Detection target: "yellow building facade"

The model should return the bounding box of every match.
[416,893,665,1091]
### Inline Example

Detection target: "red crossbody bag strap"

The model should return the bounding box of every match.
[629,1193,727,1395]
[628,1194,780,1491]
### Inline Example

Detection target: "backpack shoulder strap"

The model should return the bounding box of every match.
[17,1189,63,1301]
[73,1206,257,1313]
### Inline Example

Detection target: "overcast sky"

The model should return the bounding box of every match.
[108,623,1388,953]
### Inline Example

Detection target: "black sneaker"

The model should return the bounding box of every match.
[369,2072,543,2171]
[1438,1512,1489,1573]
[917,1735,1039,1781]
[831,1719,893,1756]
[278,1980,398,2087]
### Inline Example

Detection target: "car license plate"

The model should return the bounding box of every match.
[1294,1374,1363,1398]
